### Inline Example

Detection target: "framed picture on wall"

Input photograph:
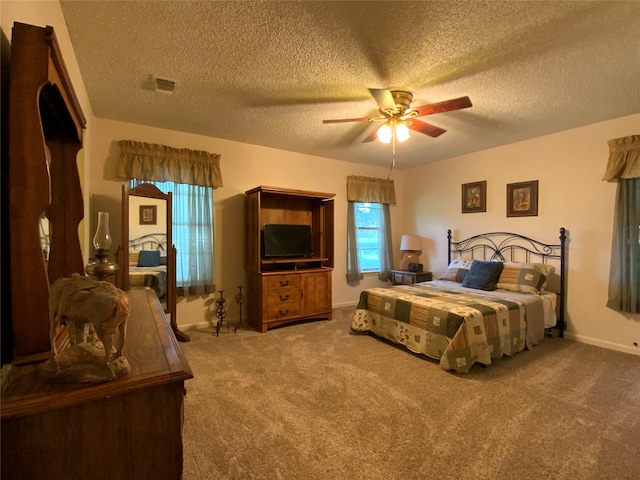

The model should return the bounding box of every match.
[461,181,487,213]
[507,180,538,217]
[139,205,157,225]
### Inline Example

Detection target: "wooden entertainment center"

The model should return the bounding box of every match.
[245,186,335,333]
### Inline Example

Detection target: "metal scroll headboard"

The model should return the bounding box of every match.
[129,233,167,252]
[447,228,567,336]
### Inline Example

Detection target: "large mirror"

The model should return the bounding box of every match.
[119,183,189,342]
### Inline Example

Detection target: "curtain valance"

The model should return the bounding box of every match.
[346,175,396,204]
[117,140,223,188]
[602,135,640,181]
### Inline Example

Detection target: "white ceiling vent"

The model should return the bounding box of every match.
[152,75,176,94]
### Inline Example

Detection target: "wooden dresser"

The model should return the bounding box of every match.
[4,24,192,479]
[1,289,193,480]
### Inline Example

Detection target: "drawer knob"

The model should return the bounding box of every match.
[279,280,289,287]
[278,309,289,316]
[279,294,289,301]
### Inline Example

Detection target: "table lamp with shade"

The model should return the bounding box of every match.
[400,234,421,270]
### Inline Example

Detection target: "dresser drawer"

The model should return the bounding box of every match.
[266,275,300,290]
[267,301,300,320]
[266,287,299,306]
[400,273,415,284]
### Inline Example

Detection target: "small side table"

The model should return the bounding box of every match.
[390,269,433,285]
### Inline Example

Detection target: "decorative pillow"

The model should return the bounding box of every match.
[159,253,167,266]
[497,262,545,294]
[529,262,555,291]
[128,251,139,266]
[461,260,504,291]
[137,250,161,267]
[438,257,473,283]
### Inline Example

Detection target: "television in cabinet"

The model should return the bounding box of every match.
[245,186,335,333]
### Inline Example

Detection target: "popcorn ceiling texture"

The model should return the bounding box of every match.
[60,1,640,169]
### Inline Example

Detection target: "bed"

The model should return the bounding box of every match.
[351,229,567,373]
[128,233,168,300]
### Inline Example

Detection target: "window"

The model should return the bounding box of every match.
[131,179,215,295]
[606,177,639,313]
[354,202,384,272]
[346,176,394,283]
[601,135,639,314]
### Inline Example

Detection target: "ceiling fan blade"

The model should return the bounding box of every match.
[369,88,397,113]
[407,119,447,138]
[410,96,472,117]
[322,116,373,124]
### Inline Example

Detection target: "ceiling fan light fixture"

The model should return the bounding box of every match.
[395,121,410,143]
[377,123,393,143]
[377,120,410,144]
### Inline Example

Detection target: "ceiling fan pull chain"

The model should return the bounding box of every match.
[388,127,397,178]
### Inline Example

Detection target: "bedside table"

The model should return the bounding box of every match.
[390,269,433,285]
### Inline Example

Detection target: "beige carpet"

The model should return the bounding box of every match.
[180,307,640,480]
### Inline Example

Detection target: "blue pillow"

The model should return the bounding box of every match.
[461,260,504,291]
[137,250,161,267]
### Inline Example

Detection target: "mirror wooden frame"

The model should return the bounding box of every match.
[118,183,189,342]
[7,23,87,364]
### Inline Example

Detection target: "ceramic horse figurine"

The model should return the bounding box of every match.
[49,274,131,364]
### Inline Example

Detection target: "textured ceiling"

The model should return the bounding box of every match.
[60,1,640,170]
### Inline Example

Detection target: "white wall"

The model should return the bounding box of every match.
[400,113,640,355]
[88,117,402,328]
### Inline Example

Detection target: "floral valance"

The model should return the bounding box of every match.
[602,135,640,182]
[117,140,223,188]
[346,175,396,204]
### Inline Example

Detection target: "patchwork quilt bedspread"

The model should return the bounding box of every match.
[351,281,544,373]
[129,267,167,300]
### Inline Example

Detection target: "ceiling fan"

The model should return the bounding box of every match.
[322,89,472,143]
